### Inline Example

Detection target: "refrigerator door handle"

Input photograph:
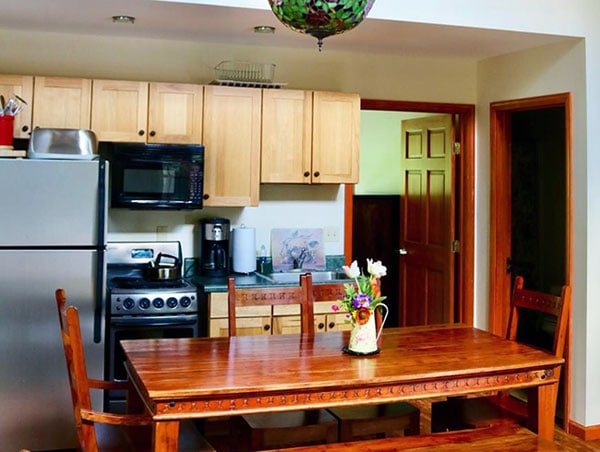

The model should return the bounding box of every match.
[94,160,108,344]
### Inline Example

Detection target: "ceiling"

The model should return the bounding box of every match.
[0,0,573,58]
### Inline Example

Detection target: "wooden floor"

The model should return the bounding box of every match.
[201,405,600,452]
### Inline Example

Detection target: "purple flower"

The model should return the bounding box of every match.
[352,293,372,309]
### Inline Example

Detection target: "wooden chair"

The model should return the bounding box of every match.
[55,288,215,452]
[313,283,421,442]
[227,274,339,451]
[432,276,571,431]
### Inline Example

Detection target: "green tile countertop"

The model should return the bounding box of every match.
[185,256,348,293]
[189,271,350,293]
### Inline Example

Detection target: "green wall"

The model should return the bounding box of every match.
[356,110,434,195]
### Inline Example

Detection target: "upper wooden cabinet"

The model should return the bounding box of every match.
[261,89,312,183]
[147,83,203,144]
[0,74,34,139]
[33,77,92,131]
[261,90,360,184]
[91,79,148,142]
[91,80,203,144]
[202,85,261,207]
[312,91,360,184]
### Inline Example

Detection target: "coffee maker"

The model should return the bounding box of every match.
[200,218,230,277]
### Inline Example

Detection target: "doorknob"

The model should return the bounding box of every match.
[397,248,408,255]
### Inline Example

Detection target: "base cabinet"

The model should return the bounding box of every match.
[207,288,350,338]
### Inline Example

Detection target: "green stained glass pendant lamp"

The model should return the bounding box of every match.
[268,0,375,51]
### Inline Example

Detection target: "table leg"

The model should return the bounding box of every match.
[153,420,180,452]
[528,382,558,441]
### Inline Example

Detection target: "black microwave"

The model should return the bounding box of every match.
[101,142,204,210]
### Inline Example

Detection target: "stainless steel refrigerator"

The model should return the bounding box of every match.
[0,158,107,451]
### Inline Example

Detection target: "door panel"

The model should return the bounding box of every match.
[400,115,454,326]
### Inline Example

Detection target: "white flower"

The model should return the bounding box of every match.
[342,260,361,279]
[367,258,387,278]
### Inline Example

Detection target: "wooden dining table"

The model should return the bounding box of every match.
[121,324,564,452]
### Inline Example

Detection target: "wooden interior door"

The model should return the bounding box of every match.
[399,115,455,326]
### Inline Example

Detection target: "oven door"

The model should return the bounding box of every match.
[106,314,199,412]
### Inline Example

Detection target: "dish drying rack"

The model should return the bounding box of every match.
[212,61,286,89]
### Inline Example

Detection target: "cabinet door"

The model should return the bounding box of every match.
[91,79,148,142]
[148,82,203,144]
[203,85,261,206]
[312,91,360,183]
[272,315,302,335]
[33,77,92,130]
[0,74,33,138]
[326,313,353,332]
[261,89,312,183]
[314,314,327,333]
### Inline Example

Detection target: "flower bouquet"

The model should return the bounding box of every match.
[334,259,389,355]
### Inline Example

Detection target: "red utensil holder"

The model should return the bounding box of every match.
[0,115,15,149]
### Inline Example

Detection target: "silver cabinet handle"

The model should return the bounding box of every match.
[398,248,408,255]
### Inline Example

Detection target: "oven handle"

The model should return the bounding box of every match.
[110,315,198,327]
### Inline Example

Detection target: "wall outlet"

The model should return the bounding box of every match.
[324,226,340,242]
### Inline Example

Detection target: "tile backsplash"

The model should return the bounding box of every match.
[271,228,326,271]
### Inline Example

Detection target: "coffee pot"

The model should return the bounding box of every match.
[200,218,230,277]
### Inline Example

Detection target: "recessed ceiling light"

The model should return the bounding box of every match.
[112,15,136,24]
[254,25,275,34]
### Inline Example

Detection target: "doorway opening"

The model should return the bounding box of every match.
[489,92,572,429]
[345,99,475,327]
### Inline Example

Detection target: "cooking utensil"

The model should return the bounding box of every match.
[144,253,181,281]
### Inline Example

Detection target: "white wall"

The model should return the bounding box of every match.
[477,40,588,421]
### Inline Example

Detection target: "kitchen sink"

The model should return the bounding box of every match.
[258,270,348,284]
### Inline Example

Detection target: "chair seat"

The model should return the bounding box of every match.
[328,403,420,441]
[237,409,338,451]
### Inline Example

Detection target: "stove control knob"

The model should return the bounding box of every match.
[153,297,165,309]
[139,298,151,310]
[166,297,178,308]
[180,296,192,308]
[122,297,135,310]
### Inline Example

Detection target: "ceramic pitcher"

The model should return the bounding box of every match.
[348,303,389,354]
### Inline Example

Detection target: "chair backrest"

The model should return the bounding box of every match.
[312,283,347,304]
[55,288,97,448]
[228,273,315,336]
[506,276,571,359]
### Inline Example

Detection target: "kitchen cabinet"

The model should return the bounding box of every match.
[261,90,360,184]
[202,85,261,207]
[91,79,148,142]
[0,74,34,139]
[32,76,92,130]
[91,80,203,144]
[207,287,350,337]
[261,89,312,183]
[312,91,360,183]
[147,82,203,144]
[208,292,271,337]
[314,301,353,332]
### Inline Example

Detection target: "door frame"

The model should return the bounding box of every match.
[489,92,572,429]
[345,99,475,325]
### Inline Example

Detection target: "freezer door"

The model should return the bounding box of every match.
[0,159,104,247]
[0,250,104,451]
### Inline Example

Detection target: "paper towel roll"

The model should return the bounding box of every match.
[232,227,256,273]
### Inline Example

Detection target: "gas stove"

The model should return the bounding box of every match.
[106,241,198,316]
